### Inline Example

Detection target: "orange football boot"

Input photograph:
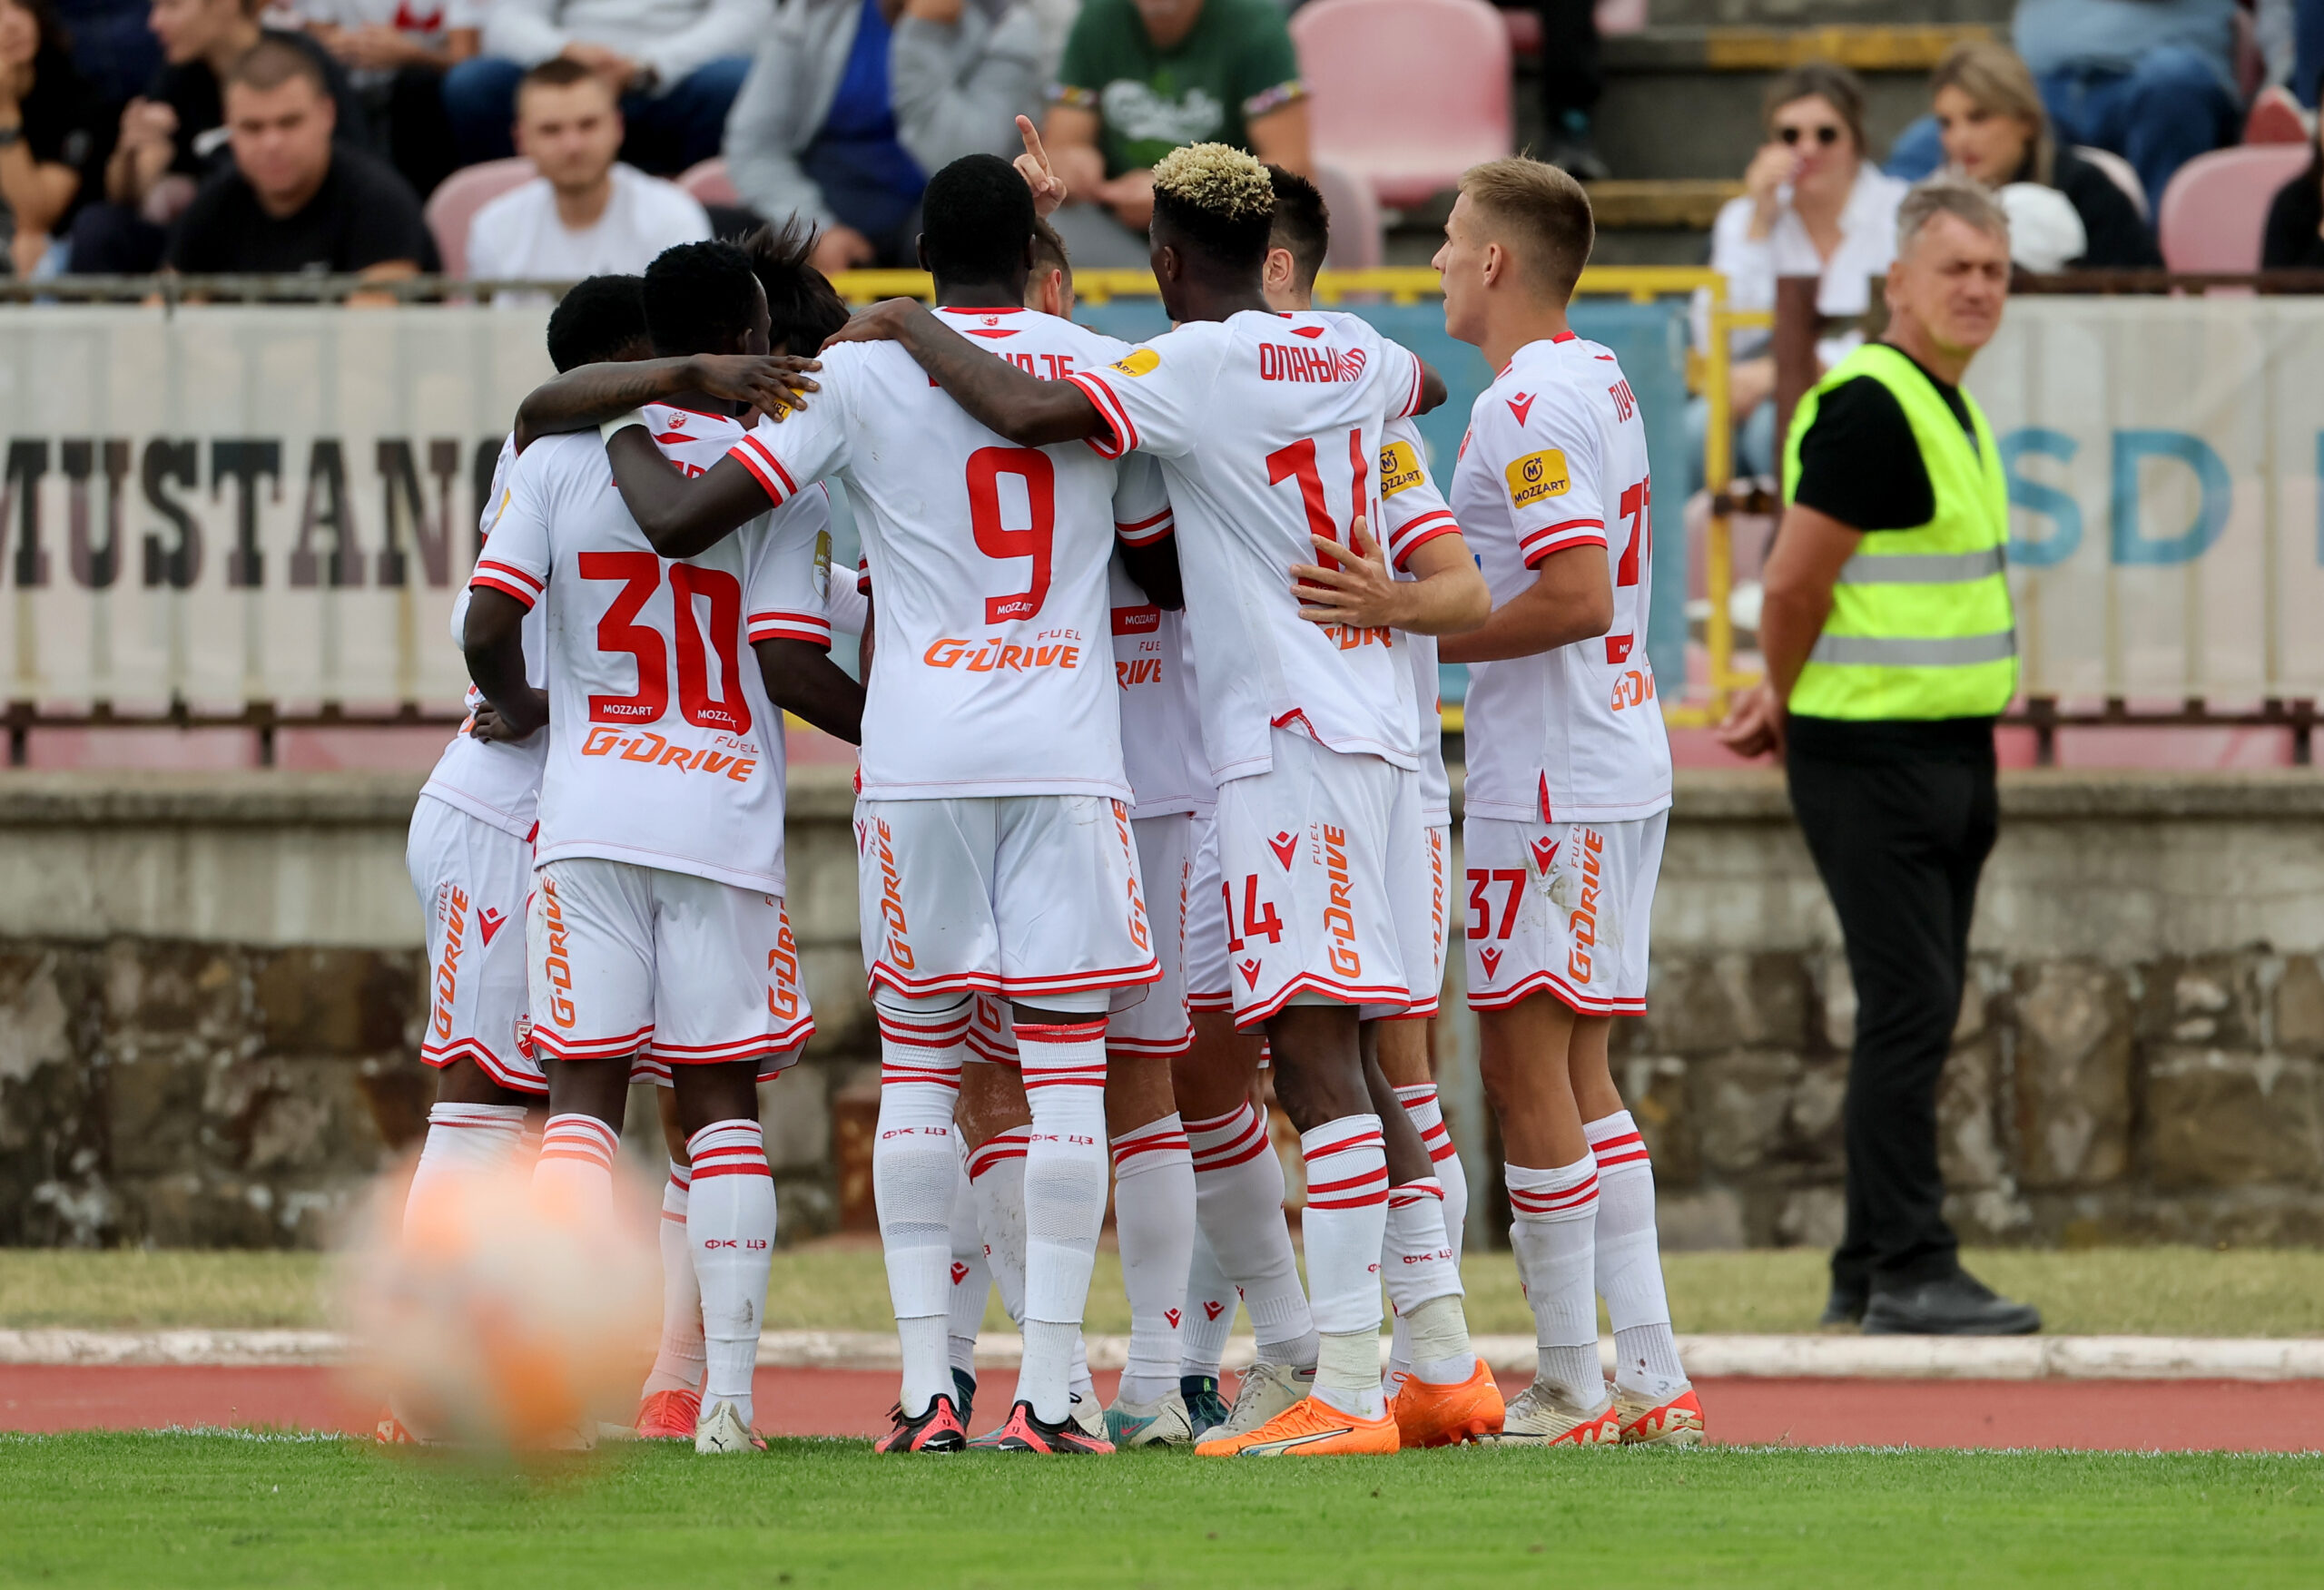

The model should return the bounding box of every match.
[1615,1385,1705,1447]
[1388,1359,1507,1447]
[635,1388,702,1440]
[1195,1395,1400,1457]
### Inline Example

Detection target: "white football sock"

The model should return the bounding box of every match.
[967,1126,1029,1324]
[642,1162,705,1397]
[687,1119,773,1428]
[1014,1016,1109,1425]
[532,1113,619,1229]
[1299,1115,1389,1421]
[945,1151,988,1385]
[873,996,969,1418]
[406,1102,527,1222]
[1507,1155,1603,1408]
[1588,1109,1688,1400]
[1179,1227,1236,1380]
[1187,1101,1316,1369]
[1392,1083,1468,1261]
[1383,1178,1473,1385]
[1109,1113,1195,1406]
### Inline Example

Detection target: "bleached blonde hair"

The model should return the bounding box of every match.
[1152,142,1277,222]
[1458,156,1595,299]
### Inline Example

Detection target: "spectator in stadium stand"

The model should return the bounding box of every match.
[1886,0,2239,213]
[65,0,366,272]
[1715,179,2042,1340]
[2261,84,2324,268]
[1496,0,1607,180]
[166,37,434,279]
[297,0,479,200]
[1927,40,2161,270]
[723,0,1041,276]
[1689,63,1905,491]
[54,0,161,108]
[464,58,708,279]
[442,0,764,174]
[1039,0,1307,267]
[0,0,115,275]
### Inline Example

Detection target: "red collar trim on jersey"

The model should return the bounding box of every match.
[1494,331,1580,380]
[936,304,1028,315]
[650,403,739,423]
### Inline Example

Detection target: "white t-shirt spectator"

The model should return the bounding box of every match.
[464,163,712,280]
[1691,163,1906,372]
[295,0,485,53]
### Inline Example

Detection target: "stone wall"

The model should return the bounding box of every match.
[1591,772,2324,1251]
[2,768,2320,1249]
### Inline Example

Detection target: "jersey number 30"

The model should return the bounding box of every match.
[581,551,754,734]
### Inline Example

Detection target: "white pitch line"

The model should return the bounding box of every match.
[6,1329,2323,1380]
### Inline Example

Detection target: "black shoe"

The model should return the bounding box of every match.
[873,1391,969,1452]
[1862,1271,2041,1336]
[1818,1281,1867,1330]
[951,1367,977,1428]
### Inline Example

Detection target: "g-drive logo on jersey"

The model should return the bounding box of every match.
[430,883,468,1041]
[1505,448,1571,509]
[922,633,1085,672]
[580,724,759,781]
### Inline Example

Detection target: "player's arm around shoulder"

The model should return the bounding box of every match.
[824,298,1108,447]
[512,352,821,451]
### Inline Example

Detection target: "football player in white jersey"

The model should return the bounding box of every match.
[1257,168,1500,1448]
[515,158,1178,1456]
[465,242,866,1456]
[829,143,1492,1457]
[380,276,654,1448]
[1433,158,1699,1447]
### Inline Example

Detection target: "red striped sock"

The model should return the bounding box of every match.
[687,1118,773,1418]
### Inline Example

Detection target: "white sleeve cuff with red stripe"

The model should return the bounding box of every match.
[1520,519,1608,567]
[469,558,543,608]
[748,610,832,647]
[1387,509,1460,571]
[1063,370,1134,458]
[1115,507,1174,546]
[728,432,799,505]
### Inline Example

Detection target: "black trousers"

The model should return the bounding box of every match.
[1786,742,1996,1291]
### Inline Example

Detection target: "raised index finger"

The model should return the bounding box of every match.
[1017,114,1051,176]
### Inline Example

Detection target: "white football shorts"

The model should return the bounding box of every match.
[1462,810,1667,1016]
[1108,811,1195,1056]
[407,795,543,1095]
[855,793,1160,1003]
[1213,730,1415,1028]
[524,857,812,1079]
[1185,804,1231,1014]
[1387,815,1452,1020]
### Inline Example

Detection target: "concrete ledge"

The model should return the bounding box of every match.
[12,1329,2323,1380]
[1660,768,2324,825]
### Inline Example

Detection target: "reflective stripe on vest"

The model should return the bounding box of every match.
[1781,343,2018,721]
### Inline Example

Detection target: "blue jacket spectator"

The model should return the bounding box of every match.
[724,0,1040,274]
[1888,0,2239,211]
[443,0,768,174]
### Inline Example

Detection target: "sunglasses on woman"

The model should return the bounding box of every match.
[1778,125,1842,146]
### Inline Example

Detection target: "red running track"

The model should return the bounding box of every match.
[5,1366,2320,1450]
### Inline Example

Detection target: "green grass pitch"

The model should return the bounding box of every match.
[5,1434,2320,1589]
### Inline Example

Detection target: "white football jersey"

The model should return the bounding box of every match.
[1065,309,1427,783]
[470,404,830,893]
[423,436,549,839]
[1108,558,1211,819]
[727,307,1167,802]
[1375,416,1458,826]
[1450,335,1672,825]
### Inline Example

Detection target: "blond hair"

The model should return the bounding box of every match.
[1458,156,1595,299]
[1152,142,1275,223]
[1932,40,2053,187]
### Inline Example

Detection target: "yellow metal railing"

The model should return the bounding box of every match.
[829,266,1753,725]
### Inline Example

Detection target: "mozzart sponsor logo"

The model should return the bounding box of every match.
[0,436,497,591]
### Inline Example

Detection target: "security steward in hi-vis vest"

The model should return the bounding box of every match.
[1715,182,2042,1340]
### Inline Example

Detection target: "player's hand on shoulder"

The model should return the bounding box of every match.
[822,298,925,349]
[687,352,821,421]
[1291,515,1406,631]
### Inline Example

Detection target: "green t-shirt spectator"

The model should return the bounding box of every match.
[1053,0,1305,178]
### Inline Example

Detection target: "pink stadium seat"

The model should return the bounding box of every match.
[425,157,537,278]
[1291,0,1512,209]
[2243,84,2309,145]
[679,158,742,208]
[2155,143,2310,271]
[1314,160,1384,269]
